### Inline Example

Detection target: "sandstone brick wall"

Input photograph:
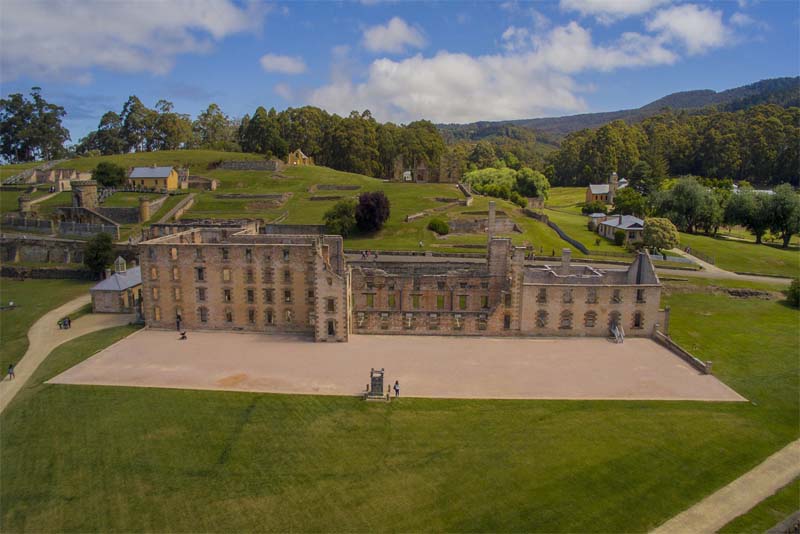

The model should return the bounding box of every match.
[139,230,348,341]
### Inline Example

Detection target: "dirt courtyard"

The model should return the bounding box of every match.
[49,330,745,401]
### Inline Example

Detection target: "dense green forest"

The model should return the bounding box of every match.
[549,105,799,187]
[1,78,798,188]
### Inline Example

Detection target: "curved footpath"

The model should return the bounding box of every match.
[0,294,133,414]
[651,439,800,533]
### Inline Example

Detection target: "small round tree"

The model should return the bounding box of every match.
[84,232,115,277]
[786,278,800,308]
[643,217,680,253]
[323,198,357,237]
[92,162,127,187]
[613,229,626,246]
[355,191,391,233]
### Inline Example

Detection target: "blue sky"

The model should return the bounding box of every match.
[1,0,798,142]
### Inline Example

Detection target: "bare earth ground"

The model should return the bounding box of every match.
[49,330,744,401]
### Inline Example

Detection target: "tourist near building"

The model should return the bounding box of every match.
[138,203,663,342]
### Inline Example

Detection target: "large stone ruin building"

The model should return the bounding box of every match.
[138,214,664,342]
[138,226,350,342]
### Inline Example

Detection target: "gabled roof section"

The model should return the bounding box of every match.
[91,266,142,292]
[626,251,660,285]
[600,215,644,230]
[589,184,609,194]
[130,166,174,178]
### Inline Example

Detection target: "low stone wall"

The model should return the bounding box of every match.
[217,160,284,171]
[2,215,55,234]
[316,184,360,191]
[1,265,94,280]
[310,195,342,201]
[653,331,711,374]
[524,209,590,254]
[457,183,474,206]
[96,207,140,224]
[58,221,120,239]
[159,194,195,223]
[261,223,327,235]
[405,212,426,222]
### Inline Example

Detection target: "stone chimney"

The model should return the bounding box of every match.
[104,268,112,279]
[488,200,496,241]
[609,172,619,204]
[560,248,572,275]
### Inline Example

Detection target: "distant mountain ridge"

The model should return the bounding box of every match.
[440,77,800,141]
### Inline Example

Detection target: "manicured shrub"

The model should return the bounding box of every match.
[355,191,391,233]
[787,278,800,308]
[323,198,357,237]
[613,229,626,246]
[427,218,449,235]
[582,200,608,215]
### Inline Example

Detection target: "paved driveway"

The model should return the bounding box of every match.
[49,330,744,401]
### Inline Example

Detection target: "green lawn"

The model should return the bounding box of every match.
[0,188,51,215]
[545,187,585,209]
[679,232,799,278]
[1,278,797,532]
[101,192,162,208]
[56,149,266,174]
[0,161,40,180]
[719,478,799,533]
[0,278,92,372]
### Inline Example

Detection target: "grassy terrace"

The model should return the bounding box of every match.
[0,161,40,180]
[1,277,797,532]
[679,232,799,278]
[0,278,92,373]
[0,188,52,215]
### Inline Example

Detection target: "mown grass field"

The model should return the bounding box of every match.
[719,478,799,533]
[0,278,92,373]
[679,232,799,278]
[0,161,40,180]
[0,188,51,215]
[1,277,797,532]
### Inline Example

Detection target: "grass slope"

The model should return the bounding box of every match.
[680,232,799,278]
[0,279,93,372]
[0,279,797,532]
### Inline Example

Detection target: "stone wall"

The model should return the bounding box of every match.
[96,207,140,224]
[2,215,55,234]
[1,265,94,280]
[58,220,120,239]
[217,160,284,171]
[139,229,348,342]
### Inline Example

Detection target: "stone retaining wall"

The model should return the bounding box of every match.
[217,160,283,171]
[1,265,94,280]
[2,215,55,234]
[653,331,711,374]
[58,221,120,239]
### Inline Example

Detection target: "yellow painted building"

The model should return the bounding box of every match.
[287,149,313,166]
[128,166,179,190]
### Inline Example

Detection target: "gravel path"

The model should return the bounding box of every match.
[0,295,133,413]
[652,439,800,534]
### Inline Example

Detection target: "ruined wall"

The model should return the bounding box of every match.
[139,234,348,341]
[217,160,284,171]
[58,220,120,239]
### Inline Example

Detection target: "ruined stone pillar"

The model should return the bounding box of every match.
[663,305,671,336]
[560,248,571,275]
[488,200,496,241]
[139,197,151,222]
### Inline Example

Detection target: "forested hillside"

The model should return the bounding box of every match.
[442,76,800,139]
[549,105,799,187]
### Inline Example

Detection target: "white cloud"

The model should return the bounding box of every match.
[501,26,531,52]
[560,0,671,24]
[0,0,268,82]
[730,12,768,30]
[647,4,731,55]
[311,22,679,123]
[362,17,426,53]
[274,83,293,99]
[259,54,307,74]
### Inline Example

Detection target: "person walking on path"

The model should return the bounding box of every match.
[7,364,15,380]
[393,380,400,398]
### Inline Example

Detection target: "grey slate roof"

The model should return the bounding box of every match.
[130,166,173,178]
[588,179,629,195]
[599,215,644,230]
[589,184,610,194]
[90,266,142,292]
